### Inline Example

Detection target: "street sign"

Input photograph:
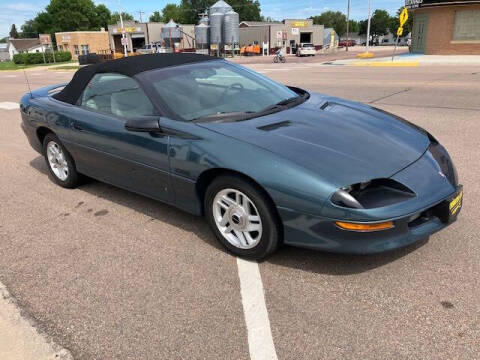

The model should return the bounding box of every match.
[397,27,404,36]
[121,37,127,46]
[400,8,409,26]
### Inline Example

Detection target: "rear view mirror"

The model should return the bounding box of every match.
[125,116,162,132]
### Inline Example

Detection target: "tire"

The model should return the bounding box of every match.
[43,133,81,188]
[205,175,281,260]
[273,56,279,63]
[281,57,286,63]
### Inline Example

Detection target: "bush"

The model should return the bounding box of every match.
[12,51,72,65]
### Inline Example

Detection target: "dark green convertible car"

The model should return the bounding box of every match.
[20,54,462,259]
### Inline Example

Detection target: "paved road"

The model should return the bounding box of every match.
[0,61,479,359]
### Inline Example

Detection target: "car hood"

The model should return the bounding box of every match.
[198,92,430,187]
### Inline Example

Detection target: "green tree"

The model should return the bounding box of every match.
[311,11,347,37]
[20,20,39,38]
[109,12,134,25]
[0,37,7,43]
[10,24,19,38]
[149,10,163,22]
[358,10,395,40]
[161,4,184,23]
[348,19,359,34]
[95,4,111,29]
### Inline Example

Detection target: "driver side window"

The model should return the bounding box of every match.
[81,73,156,118]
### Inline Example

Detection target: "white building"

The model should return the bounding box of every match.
[7,38,45,60]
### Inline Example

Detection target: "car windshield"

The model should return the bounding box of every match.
[138,60,299,121]
[303,44,314,47]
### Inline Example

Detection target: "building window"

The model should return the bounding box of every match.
[74,45,79,55]
[81,45,90,55]
[453,10,480,41]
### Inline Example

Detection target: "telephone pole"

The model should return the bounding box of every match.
[346,0,350,52]
[138,11,145,23]
[366,0,372,53]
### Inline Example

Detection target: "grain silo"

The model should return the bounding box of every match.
[195,23,210,49]
[209,12,224,45]
[209,0,232,17]
[223,9,239,45]
[162,19,182,48]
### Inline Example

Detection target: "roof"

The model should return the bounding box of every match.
[239,21,280,27]
[9,38,41,51]
[53,53,217,105]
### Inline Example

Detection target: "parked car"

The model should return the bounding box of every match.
[296,43,316,56]
[20,54,463,259]
[338,40,356,47]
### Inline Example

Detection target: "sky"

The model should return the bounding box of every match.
[0,0,405,38]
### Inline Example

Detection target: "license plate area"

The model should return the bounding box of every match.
[434,186,463,224]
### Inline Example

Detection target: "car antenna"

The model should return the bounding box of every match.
[23,70,33,98]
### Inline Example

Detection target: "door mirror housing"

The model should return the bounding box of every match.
[125,116,162,132]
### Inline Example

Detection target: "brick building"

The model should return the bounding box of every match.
[407,0,480,54]
[55,30,110,59]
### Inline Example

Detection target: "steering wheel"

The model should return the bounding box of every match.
[218,82,244,104]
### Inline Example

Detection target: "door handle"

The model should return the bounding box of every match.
[72,122,84,131]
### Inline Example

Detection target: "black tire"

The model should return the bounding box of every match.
[43,133,81,188]
[205,175,282,260]
[273,56,279,63]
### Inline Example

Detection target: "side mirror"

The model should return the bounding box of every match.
[125,116,162,132]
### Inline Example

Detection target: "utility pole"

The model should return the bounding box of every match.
[118,0,128,57]
[366,0,372,53]
[346,0,350,52]
[138,11,145,23]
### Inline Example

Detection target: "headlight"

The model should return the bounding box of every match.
[331,179,415,209]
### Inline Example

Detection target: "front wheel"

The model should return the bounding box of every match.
[205,175,281,260]
[43,133,81,188]
[273,56,279,63]
[280,57,286,63]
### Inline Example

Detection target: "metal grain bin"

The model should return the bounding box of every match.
[195,23,210,48]
[209,0,232,16]
[223,10,239,45]
[162,19,182,47]
[199,17,209,26]
[209,12,224,45]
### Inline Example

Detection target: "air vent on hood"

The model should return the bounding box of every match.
[258,121,291,131]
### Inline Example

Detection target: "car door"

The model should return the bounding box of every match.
[65,73,173,203]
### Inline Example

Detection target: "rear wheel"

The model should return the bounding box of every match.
[205,175,281,260]
[43,133,81,188]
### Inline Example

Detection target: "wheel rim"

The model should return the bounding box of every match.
[213,188,263,250]
[46,141,69,181]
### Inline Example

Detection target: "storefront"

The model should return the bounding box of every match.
[239,19,324,54]
[407,0,480,54]
[55,30,110,59]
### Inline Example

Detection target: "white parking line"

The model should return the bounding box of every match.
[0,281,73,360]
[0,102,19,110]
[237,258,278,360]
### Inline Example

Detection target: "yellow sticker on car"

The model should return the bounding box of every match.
[449,191,463,215]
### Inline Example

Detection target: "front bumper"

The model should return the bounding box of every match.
[278,186,462,254]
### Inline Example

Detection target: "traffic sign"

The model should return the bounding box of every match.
[400,8,409,27]
[397,27,404,36]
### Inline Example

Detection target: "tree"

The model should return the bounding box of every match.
[9,24,19,38]
[0,37,7,43]
[348,20,359,34]
[109,12,134,25]
[149,11,162,22]
[311,11,347,37]
[161,4,183,23]
[95,4,111,29]
[21,20,39,38]
[358,10,395,40]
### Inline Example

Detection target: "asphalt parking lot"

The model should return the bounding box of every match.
[0,59,479,359]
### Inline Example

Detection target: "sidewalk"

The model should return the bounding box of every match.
[332,53,480,66]
[0,282,73,360]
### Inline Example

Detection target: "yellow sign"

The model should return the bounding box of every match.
[291,21,308,27]
[397,27,404,36]
[399,7,409,27]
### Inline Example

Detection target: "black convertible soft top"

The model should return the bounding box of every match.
[53,53,216,105]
